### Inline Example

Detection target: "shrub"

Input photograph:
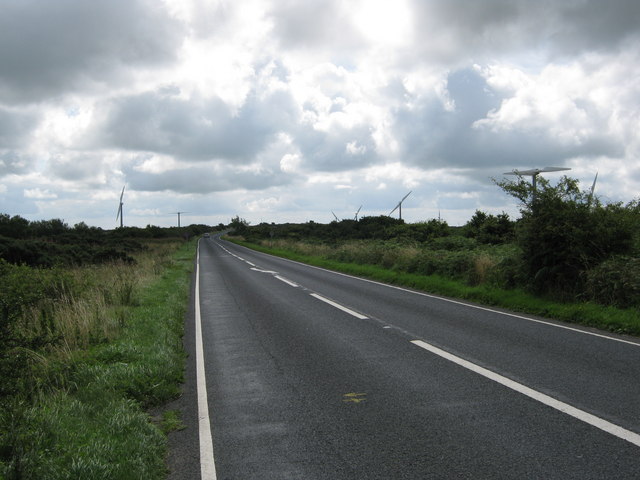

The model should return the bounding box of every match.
[497,176,638,298]
[585,256,640,308]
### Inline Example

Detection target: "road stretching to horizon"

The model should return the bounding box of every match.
[168,235,640,479]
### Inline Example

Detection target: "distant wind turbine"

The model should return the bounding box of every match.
[115,185,125,228]
[331,211,339,222]
[503,167,571,201]
[354,205,362,221]
[389,191,412,220]
[170,211,189,227]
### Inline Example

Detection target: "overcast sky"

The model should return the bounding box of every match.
[1,0,639,228]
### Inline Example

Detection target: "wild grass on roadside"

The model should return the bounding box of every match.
[0,239,194,479]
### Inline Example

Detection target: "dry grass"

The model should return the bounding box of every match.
[15,240,183,367]
[471,254,496,286]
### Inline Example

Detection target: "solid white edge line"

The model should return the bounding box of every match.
[411,339,640,448]
[223,242,640,348]
[310,293,368,319]
[195,240,217,479]
[275,275,298,287]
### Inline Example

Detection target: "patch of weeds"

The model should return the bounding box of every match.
[158,410,186,435]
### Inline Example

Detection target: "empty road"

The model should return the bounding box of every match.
[169,235,640,479]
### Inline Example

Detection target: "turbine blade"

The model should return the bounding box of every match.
[511,168,540,176]
[588,171,598,206]
[590,171,598,195]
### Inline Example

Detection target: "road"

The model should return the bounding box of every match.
[168,235,640,479]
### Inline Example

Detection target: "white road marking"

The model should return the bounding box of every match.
[246,261,256,267]
[411,339,640,448]
[310,293,368,319]
[250,267,279,274]
[275,275,298,287]
[195,241,218,479]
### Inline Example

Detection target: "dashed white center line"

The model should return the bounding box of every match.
[275,275,299,287]
[411,339,640,448]
[310,293,368,319]
[250,267,279,274]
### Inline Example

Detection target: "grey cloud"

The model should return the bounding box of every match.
[0,0,183,104]
[124,162,295,195]
[92,87,298,162]
[0,102,40,176]
[394,68,622,171]
[47,153,107,183]
[0,151,35,176]
[294,123,380,172]
[409,0,640,65]
[268,0,366,54]
[0,107,39,148]
[550,0,640,55]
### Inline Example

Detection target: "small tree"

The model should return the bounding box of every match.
[229,215,250,236]
[464,210,514,244]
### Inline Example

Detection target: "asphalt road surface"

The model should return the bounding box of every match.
[168,235,640,479]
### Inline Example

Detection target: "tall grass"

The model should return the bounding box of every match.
[0,238,193,479]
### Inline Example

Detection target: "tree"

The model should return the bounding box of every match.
[464,210,514,244]
[229,216,250,235]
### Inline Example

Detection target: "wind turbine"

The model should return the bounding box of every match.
[389,191,412,220]
[115,185,125,228]
[331,211,339,222]
[503,167,571,201]
[354,205,362,221]
[170,211,189,227]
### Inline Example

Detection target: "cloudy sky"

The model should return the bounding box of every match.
[1,0,639,228]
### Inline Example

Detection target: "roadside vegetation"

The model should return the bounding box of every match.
[0,216,208,479]
[227,176,640,335]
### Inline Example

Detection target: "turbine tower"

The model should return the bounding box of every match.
[115,185,125,228]
[389,191,412,220]
[171,211,189,227]
[331,211,339,222]
[503,167,571,201]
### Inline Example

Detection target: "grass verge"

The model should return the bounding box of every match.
[0,240,196,480]
[228,238,640,337]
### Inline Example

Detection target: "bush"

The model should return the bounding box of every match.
[585,256,640,308]
[497,176,638,298]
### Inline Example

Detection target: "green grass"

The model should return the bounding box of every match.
[0,240,196,480]
[229,238,640,337]
[159,410,186,435]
